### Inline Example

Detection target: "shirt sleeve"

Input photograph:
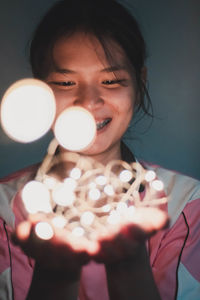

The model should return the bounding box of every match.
[149,198,200,300]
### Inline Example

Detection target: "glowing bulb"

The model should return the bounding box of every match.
[102,204,111,213]
[72,226,85,237]
[104,184,114,196]
[70,168,82,180]
[54,106,96,151]
[88,188,101,201]
[52,216,67,228]
[63,178,77,191]
[116,202,128,214]
[151,180,164,191]
[22,180,51,214]
[89,182,96,189]
[0,79,56,142]
[35,222,54,240]
[43,176,58,190]
[95,175,107,186]
[52,184,75,206]
[127,205,136,220]
[119,170,132,182]
[107,210,121,225]
[145,170,156,182]
[81,211,95,226]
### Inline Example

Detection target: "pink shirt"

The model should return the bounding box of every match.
[0,163,200,300]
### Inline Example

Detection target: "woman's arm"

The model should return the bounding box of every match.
[105,245,161,300]
[26,263,80,300]
[94,207,168,300]
[12,218,90,300]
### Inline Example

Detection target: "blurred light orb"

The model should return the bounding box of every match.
[127,205,136,220]
[95,175,107,186]
[107,210,121,225]
[54,106,96,151]
[151,180,164,191]
[72,226,85,237]
[52,184,75,206]
[145,170,156,182]
[104,184,114,196]
[0,78,56,142]
[88,188,101,201]
[35,222,54,240]
[63,178,77,191]
[102,204,111,213]
[81,211,95,226]
[119,170,132,182]
[52,216,67,228]
[22,180,51,214]
[70,168,82,180]
[116,202,128,214]
[43,176,58,190]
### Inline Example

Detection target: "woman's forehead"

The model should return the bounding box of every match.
[52,32,129,69]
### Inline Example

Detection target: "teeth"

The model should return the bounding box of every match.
[96,119,111,130]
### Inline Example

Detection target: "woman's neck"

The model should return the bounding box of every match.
[60,142,122,166]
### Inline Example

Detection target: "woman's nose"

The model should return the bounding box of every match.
[73,84,103,110]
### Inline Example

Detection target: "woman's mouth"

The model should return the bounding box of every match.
[96,118,112,131]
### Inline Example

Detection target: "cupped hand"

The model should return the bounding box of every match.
[12,204,168,272]
[12,214,92,275]
[92,206,169,264]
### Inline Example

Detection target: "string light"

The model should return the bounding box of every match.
[52,216,67,228]
[145,170,156,182]
[95,175,107,186]
[104,184,114,196]
[88,188,101,201]
[20,149,167,243]
[102,204,111,213]
[81,211,95,226]
[151,180,164,191]
[35,222,54,240]
[119,169,132,182]
[70,168,82,180]
[72,227,85,237]
[1,79,168,246]
[52,184,75,206]
[63,178,77,191]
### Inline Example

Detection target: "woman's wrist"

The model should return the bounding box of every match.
[26,263,81,300]
[33,262,81,283]
[105,245,161,300]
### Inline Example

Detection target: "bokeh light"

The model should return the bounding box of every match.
[0,79,56,142]
[54,106,96,151]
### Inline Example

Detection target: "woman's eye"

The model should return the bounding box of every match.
[102,79,126,86]
[50,81,76,87]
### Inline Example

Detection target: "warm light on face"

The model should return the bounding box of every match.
[54,106,96,151]
[0,79,56,143]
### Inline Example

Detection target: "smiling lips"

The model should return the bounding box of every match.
[96,118,112,131]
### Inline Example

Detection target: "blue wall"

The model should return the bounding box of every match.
[0,0,200,179]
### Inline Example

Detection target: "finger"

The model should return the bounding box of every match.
[127,207,169,234]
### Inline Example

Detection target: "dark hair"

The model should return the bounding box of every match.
[30,0,152,116]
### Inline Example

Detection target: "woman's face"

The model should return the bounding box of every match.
[46,32,139,161]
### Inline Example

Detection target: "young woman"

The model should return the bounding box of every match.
[0,1,200,299]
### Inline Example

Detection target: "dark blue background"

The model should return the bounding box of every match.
[0,0,199,179]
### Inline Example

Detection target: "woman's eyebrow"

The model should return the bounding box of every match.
[54,67,77,74]
[100,65,128,73]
